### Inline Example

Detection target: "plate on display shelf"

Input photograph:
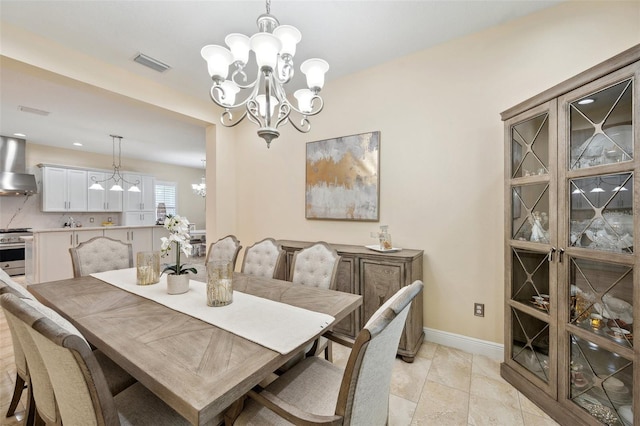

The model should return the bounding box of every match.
[365,245,402,253]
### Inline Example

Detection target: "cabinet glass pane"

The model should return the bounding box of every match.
[511,308,550,382]
[570,258,633,349]
[511,248,550,312]
[570,173,633,253]
[512,183,550,243]
[511,113,550,178]
[570,79,633,170]
[570,335,633,425]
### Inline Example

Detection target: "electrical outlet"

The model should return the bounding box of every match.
[89,217,94,223]
[474,303,485,317]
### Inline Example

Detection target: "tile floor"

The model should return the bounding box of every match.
[0,276,560,426]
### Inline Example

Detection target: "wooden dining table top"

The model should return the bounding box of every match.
[29,272,362,425]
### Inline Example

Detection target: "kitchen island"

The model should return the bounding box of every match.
[25,225,170,284]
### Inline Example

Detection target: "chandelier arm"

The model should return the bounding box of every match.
[274,103,292,129]
[273,59,294,85]
[208,72,262,110]
[246,99,265,128]
[220,109,249,128]
[230,67,258,90]
[286,114,312,133]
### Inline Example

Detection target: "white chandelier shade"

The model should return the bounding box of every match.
[89,135,140,192]
[201,0,329,147]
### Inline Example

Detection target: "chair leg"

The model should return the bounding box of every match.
[5,373,25,418]
[25,382,36,426]
[325,341,333,362]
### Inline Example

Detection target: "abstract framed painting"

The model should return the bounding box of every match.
[305,131,380,221]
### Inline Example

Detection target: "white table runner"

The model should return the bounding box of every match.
[91,269,334,354]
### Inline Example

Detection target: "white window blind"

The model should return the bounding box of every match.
[155,181,177,218]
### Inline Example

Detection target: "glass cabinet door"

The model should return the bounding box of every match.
[505,101,558,395]
[559,65,637,426]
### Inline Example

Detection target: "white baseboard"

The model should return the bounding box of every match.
[424,327,504,361]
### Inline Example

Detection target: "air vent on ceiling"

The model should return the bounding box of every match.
[133,53,171,73]
[18,105,50,116]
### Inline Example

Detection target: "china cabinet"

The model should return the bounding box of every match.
[502,45,639,425]
[278,240,424,362]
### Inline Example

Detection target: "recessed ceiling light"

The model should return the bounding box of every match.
[578,98,595,105]
[73,142,83,147]
[13,133,26,137]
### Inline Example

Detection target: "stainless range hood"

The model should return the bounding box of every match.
[0,136,38,195]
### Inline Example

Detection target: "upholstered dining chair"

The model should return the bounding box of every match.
[240,238,285,279]
[289,241,340,289]
[69,236,133,277]
[0,274,35,423]
[289,241,340,360]
[229,280,424,425]
[205,235,242,270]
[1,293,191,426]
[1,290,137,425]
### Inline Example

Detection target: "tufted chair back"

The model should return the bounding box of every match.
[205,235,242,270]
[290,241,340,289]
[70,236,133,277]
[241,238,285,279]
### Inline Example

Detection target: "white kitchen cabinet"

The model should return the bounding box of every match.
[124,212,156,226]
[123,173,155,211]
[41,166,88,212]
[87,171,123,212]
[104,227,153,255]
[31,228,104,283]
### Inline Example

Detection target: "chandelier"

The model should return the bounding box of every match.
[201,0,329,147]
[89,135,140,192]
[192,159,206,197]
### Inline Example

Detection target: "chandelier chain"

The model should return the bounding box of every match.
[266,0,271,14]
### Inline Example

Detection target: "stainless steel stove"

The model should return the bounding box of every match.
[0,228,32,276]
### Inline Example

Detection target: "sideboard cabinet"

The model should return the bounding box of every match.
[277,240,424,362]
[502,45,639,425]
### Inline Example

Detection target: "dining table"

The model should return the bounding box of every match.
[28,271,362,425]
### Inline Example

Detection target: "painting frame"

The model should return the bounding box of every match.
[305,131,380,221]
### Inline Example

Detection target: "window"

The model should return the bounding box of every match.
[155,181,177,220]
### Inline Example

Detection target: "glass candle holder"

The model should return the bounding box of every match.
[207,260,233,306]
[136,251,160,285]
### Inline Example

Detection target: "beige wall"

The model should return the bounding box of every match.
[2,1,639,345]
[230,1,640,344]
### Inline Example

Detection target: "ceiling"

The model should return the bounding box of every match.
[0,0,563,168]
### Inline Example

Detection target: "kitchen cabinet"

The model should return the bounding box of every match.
[123,173,155,211]
[501,46,638,425]
[123,173,156,226]
[40,166,88,212]
[278,240,424,362]
[104,227,153,256]
[87,171,123,212]
[124,212,156,226]
[30,228,103,283]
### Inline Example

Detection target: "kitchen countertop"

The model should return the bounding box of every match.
[31,225,166,233]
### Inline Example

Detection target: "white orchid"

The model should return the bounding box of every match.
[160,215,197,276]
